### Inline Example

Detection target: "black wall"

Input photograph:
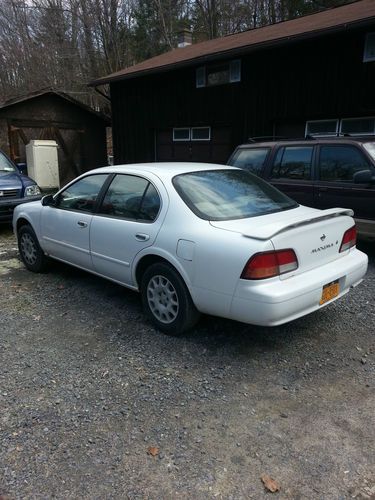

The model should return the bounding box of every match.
[111,24,375,165]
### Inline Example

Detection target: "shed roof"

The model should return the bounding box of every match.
[0,88,110,123]
[91,0,375,86]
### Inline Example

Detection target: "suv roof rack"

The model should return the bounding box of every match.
[247,136,316,143]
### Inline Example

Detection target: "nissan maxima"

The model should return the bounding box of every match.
[13,163,368,335]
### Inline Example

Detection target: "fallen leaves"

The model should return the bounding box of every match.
[261,474,280,493]
[147,446,159,457]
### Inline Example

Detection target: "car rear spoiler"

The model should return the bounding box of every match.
[242,208,354,240]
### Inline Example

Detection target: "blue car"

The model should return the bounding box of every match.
[0,150,41,223]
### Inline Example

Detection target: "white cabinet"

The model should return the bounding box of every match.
[26,140,59,189]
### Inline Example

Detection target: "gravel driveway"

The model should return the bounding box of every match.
[0,226,374,499]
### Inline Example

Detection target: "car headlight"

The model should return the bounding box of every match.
[25,185,41,197]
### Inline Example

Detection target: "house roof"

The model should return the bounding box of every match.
[0,88,110,122]
[90,0,375,86]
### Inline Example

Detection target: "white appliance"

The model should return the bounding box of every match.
[26,140,59,189]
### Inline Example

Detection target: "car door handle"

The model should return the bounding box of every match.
[135,233,150,241]
[77,221,88,228]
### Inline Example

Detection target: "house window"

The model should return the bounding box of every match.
[340,117,375,135]
[229,60,241,82]
[305,119,339,137]
[196,59,241,88]
[173,128,190,141]
[196,67,206,88]
[363,33,375,62]
[191,127,211,141]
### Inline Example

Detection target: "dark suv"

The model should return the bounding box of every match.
[0,149,41,223]
[228,137,375,240]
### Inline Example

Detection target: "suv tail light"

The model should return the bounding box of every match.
[241,249,298,280]
[340,225,356,253]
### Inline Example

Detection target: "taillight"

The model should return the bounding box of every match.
[340,225,356,253]
[241,249,298,280]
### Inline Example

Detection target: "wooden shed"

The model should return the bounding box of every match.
[0,89,110,185]
[91,0,375,166]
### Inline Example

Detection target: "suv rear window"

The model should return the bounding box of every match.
[173,169,298,221]
[229,148,270,175]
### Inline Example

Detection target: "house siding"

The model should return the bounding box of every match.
[111,25,375,165]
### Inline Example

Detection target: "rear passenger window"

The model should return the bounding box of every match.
[99,174,160,221]
[319,145,371,182]
[230,148,269,175]
[271,146,313,180]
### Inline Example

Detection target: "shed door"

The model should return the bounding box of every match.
[156,127,231,164]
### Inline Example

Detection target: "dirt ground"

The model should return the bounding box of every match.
[0,225,374,499]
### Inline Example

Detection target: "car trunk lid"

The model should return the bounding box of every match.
[210,206,355,279]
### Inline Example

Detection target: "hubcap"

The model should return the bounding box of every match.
[147,275,179,324]
[20,233,38,265]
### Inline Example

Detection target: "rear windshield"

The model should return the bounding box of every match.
[173,169,298,221]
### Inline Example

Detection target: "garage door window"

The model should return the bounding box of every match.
[173,128,190,141]
[319,146,371,182]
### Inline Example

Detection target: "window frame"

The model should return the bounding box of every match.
[363,32,375,63]
[195,59,241,88]
[52,173,111,214]
[316,144,372,184]
[305,119,339,138]
[191,126,211,141]
[173,127,191,142]
[270,145,314,181]
[96,173,162,223]
[339,117,375,136]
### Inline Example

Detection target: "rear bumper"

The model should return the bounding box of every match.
[229,248,368,326]
[0,196,42,222]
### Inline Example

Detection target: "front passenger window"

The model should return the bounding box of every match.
[319,146,371,182]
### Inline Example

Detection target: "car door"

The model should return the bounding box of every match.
[40,173,109,270]
[266,145,315,206]
[314,144,375,222]
[90,174,165,286]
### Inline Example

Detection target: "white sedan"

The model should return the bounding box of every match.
[13,163,368,335]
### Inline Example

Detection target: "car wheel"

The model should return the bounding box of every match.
[141,262,200,335]
[18,225,49,272]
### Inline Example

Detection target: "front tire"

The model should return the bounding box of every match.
[18,225,49,272]
[141,262,200,335]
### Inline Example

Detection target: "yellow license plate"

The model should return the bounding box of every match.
[319,280,340,305]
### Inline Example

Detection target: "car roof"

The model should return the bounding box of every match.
[89,162,237,181]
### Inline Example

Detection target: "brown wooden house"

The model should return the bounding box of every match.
[0,89,110,185]
[91,0,375,166]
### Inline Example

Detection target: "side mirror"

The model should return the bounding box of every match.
[353,170,375,184]
[41,194,55,206]
[16,163,27,175]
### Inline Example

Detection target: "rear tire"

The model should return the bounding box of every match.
[141,262,200,335]
[18,225,49,273]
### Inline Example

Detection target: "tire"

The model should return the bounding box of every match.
[18,225,49,273]
[141,262,200,335]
